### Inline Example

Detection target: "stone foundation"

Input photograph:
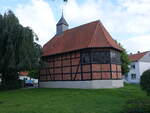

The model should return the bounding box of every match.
[39,80,124,89]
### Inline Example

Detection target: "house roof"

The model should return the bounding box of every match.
[19,71,28,76]
[129,51,149,62]
[43,20,123,56]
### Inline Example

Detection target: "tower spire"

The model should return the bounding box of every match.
[56,10,69,35]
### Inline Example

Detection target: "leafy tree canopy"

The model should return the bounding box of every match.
[28,70,39,79]
[120,48,130,75]
[0,10,41,89]
[140,69,150,96]
[115,42,130,75]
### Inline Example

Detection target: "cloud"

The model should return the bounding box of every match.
[15,0,56,46]
[65,0,150,35]
[3,0,149,52]
[121,34,150,53]
[118,0,150,34]
[64,0,102,26]
[64,0,150,52]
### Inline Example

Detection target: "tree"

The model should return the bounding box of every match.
[115,41,130,75]
[120,48,130,75]
[0,10,41,89]
[28,70,39,79]
[140,69,150,96]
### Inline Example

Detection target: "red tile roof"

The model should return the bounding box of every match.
[43,20,122,56]
[129,51,149,62]
[19,71,28,76]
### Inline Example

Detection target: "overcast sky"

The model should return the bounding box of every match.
[0,0,150,53]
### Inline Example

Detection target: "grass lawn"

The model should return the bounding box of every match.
[0,84,148,113]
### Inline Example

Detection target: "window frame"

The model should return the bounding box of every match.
[131,73,136,79]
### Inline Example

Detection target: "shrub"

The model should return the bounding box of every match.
[140,69,150,96]
[0,79,24,91]
[120,98,150,113]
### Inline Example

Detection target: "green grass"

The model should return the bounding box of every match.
[0,84,148,113]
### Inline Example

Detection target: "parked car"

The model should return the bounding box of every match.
[25,80,33,87]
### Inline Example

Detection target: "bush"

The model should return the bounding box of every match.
[140,69,150,96]
[120,98,150,113]
[0,80,24,91]
[1,72,20,90]
[18,79,25,88]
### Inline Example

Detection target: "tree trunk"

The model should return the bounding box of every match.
[1,71,20,90]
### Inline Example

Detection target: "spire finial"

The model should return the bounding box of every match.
[61,4,64,18]
[62,8,64,18]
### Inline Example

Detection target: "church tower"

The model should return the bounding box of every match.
[56,14,69,35]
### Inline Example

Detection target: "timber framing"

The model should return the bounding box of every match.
[39,48,122,82]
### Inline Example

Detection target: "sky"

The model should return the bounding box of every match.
[0,0,150,53]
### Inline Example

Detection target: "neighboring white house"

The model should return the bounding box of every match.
[19,72,38,84]
[124,51,150,83]
[0,72,38,85]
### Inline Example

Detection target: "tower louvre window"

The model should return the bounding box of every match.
[56,14,69,35]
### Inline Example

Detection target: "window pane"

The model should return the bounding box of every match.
[81,52,90,64]
[92,51,110,64]
[111,51,121,64]
[131,74,136,79]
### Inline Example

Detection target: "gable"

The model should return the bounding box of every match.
[140,51,150,62]
[129,51,149,62]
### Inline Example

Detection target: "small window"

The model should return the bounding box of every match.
[131,74,136,79]
[92,51,110,64]
[111,52,116,58]
[82,52,90,64]
[110,51,121,64]
[92,51,101,63]
[131,65,135,69]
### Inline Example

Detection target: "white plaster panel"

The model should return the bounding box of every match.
[39,80,124,89]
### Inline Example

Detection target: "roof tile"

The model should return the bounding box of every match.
[43,20,122,56]
[129,51,149,62]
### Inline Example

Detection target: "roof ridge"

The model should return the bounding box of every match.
[100,21,121,50]
[99,21,111,46]
[43,20,122,56]
[130,51,149,56]
[140,51,149,59]
[88,21,99,47]
[129,51,149,61]
[64,20,100,32]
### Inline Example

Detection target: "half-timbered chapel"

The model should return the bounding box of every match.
[39,15,124,89]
